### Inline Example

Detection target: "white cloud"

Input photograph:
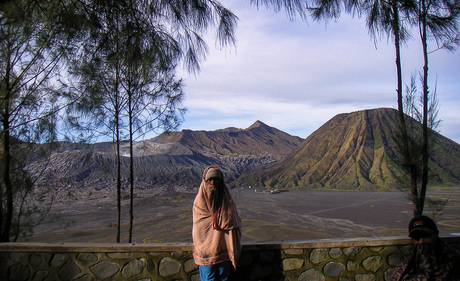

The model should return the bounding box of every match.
[176,0,460,142]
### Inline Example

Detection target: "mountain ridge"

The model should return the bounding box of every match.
[25,108,460,200]
[236,108,460,190]
[26,120,303,197]
[152,120,302,157]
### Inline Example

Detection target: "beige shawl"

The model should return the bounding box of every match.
[192,166,242,269]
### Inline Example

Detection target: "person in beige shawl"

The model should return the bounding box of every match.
[192,166,242,281]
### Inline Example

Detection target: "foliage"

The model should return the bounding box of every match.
[1,0,83,242]
[394,72,442,213]
[1,0,238,242]
[8,142,56,242]
[62,0,237,243]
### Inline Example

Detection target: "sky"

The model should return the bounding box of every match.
[173,0,460,143]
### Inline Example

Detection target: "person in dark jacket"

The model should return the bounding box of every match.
[389,215,460,280]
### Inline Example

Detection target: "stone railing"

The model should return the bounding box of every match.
[1,235,459,281]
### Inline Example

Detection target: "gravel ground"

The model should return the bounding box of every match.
[29,189,460,244]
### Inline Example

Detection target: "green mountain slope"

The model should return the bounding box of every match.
[236,108,460,190]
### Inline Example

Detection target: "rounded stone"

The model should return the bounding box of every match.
[171,251,187,257]
[282,258,305,271]
[121,258,145,278]
[9,262,30,281]
[185,259,198,273]
[107,253,131,259]
[77,253,98,262]
[400,245,413,255]
[73,274,94,281]
[355,273,376,281]
[10,252,25,262]
[324,262,344,276]
[387,253,404,266]
[147,260,156,272]
[90,261,120,279]
[29,254,43,266]
[362,256,383,272]
[310,249,327,264]
[284,248,303,255]
[41,253,53,265]
[59,258,81,281]
[347,261,358,271]
[298,269,325,281]
[51,254,65,267]
[32,270,49,281]
[159,257,181,277]
[369,247,383,252]
[343,247,361,257]
[329,248,341,259]
[384,269,395,281]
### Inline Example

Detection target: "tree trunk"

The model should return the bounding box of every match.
[391,0,420,216]
[115,57,122,243]
[116,129,121,243]
[420,0,429,215]
[1,57,13,242]
[1,118,13,242]
[128,96,134,243]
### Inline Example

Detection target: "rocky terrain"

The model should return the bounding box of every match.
[237,108,460,190]
[24,108,460,204]
[25,120,303,201]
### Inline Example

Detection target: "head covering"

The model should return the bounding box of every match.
[192,166,242,270]
[408,215,439,237]
[205,168,222,181]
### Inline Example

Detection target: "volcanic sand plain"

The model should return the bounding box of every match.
[30,189,460,244]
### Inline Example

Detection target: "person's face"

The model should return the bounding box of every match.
[410,231,437,246]
[206,177,222,190]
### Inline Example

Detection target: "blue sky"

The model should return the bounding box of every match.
[174,0,460,143]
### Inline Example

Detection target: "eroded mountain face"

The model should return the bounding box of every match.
[26,108,460,200]
[25,120,303,198]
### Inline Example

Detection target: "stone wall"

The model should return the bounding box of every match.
[1,235,459,281]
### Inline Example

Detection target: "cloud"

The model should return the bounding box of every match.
[177,0,460,142]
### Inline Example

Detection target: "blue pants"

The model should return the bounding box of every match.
[199,261,232,281]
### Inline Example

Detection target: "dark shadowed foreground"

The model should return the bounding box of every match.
[30,189,460,244]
